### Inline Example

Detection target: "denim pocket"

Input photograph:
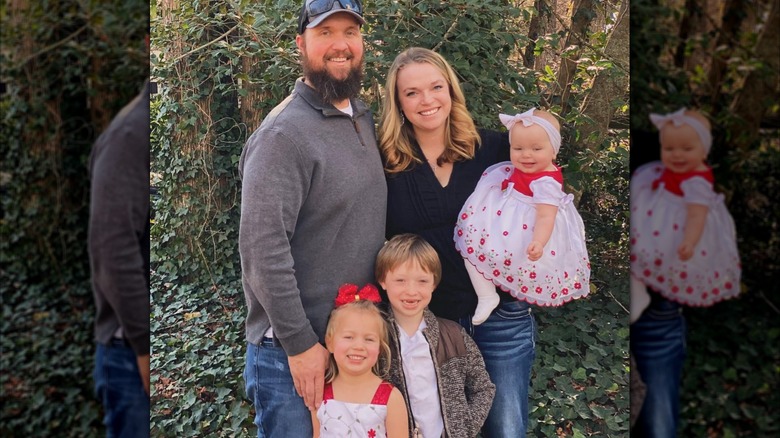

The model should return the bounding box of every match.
[494,301,533,320]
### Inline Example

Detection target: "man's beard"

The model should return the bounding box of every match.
[302,54,364,104]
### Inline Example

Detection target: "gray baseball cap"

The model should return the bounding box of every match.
[297,0,364,34]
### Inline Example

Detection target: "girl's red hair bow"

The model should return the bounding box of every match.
[334,283,381,308]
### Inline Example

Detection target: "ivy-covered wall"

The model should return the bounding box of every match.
[1,1,149,435]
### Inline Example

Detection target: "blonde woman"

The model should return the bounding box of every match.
[379,47,535,437]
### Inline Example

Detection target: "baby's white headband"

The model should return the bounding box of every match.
[499,108,562,154]
[649,107,712,154]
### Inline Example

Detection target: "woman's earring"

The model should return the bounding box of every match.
[400,112,405,125]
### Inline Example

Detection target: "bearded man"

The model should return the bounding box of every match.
[237,1,386,436]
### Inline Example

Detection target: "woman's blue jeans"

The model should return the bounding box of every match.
[461,299,537,437]
[630,297,687,438]
[244,340,312,438]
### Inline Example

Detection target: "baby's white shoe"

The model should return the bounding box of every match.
[473,293,500,325]
[630,274,651,324]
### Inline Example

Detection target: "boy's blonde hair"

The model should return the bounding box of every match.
[324,299,391,383]
[375,234,442,287]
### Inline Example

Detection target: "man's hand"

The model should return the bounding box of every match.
[136,354,150,395]
[288,343,329,410]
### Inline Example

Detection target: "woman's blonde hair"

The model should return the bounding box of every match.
[375,233,442,287]
[379,47,481,173]
[323,299,391,383]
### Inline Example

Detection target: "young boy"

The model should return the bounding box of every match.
[376,234,495,438]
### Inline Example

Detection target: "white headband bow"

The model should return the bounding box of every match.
[649,107,712,154]
[499,108,561,154]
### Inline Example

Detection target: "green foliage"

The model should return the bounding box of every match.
[150,0,628,435]
[1,1,148,435]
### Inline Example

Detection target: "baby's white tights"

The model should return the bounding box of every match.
[465,262,501,325]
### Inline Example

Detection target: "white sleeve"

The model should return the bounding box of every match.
[680,176,716,205]
[530,177,566,206]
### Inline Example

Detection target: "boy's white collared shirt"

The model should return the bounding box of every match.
[398,319,444,438]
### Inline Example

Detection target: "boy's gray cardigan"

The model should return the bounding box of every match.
[384,308,495,438]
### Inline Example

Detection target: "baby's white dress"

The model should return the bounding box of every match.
[454,162,590,306]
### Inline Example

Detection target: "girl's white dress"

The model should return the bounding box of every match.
[317,381,393,438]
[630,161,741,306]
[454,162,590,306]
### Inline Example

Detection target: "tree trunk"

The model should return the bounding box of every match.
[707,0,748,108]
[523,0,545,69]
[578,0,629,151]
[533,0,559,73]
[555,0,597,116]
[728,0,780,149]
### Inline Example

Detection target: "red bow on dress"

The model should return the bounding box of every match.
[334,283,381,308]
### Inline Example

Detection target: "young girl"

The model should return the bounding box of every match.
[313,284,409,438]
[630,108,740,311]
[454,108,590,324]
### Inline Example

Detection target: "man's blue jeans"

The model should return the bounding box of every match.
[630,297,687,438]
[93,340,150,438]
[461,299,537,437]
[244,340,311,438]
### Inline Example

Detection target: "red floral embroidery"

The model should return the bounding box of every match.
[574,282,582,290]
[712,288,720,295]
[493,269,501,277]
[480,238,486,245]
[523,224,528,230]
[673,223,679,230]
[497,210,502,216]
[461,213,468,219]
[680,271,687,279]
[467,247,474,254]
[503,231,509,236]
[643,269,651,277]
[551,250,556,256]
[521,286,528,293]
[725,282,733,290]
[630,237,636,245]
[457,229,463,236]
[654,258,662,266]
[564,271,569,279]
[686,286,693,294]
[551,292,558,299]
[714,271,719,279]
[656,275,665,283]
[478,255,486,262]
[504,259,511,267]
[653,230,659,236]
[368,429,376,438]
[535,286,542,294]
[630,254,636,262]
[672,286,679,293]
[647,210,653,216]
[562,288,568,295]
[507,276,514,283]
[530,272,537,279]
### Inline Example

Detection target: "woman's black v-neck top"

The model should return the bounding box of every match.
[385,129,511,321]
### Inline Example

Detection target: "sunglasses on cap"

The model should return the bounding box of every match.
[298,0,364,34]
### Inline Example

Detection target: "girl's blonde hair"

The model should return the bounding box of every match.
[324,299,391,383]
[379,47,481,173]
[375,233,442,287]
